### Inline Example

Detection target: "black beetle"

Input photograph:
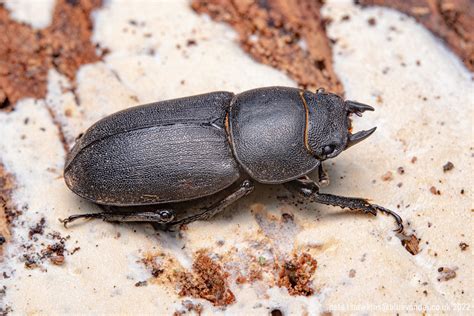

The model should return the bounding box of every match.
[62,86,403,232]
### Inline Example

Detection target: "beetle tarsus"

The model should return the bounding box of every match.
[59,213,103,228]
[371,204,404,233]
[285,176,404,233]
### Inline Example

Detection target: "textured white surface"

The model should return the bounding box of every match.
[0,0,472,314]
[4,0,56,29]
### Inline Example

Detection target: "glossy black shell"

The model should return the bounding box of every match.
[64,92,240,206]
[229,87,320,183]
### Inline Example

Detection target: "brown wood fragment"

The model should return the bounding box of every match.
[177,252,235,306]
[191,0,344,94]
[0,0,103,110]
[401,234,421,255]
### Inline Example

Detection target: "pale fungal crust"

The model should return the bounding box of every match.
[4,0,56,29]
[0,0,472,314]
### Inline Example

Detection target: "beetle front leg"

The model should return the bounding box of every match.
[317,163,329,187]
[168,180,254,227]
[60,208,176,227]
[284,176,404,233]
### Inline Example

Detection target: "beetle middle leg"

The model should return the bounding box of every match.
[284,176,404,233]
[168,179,254,227]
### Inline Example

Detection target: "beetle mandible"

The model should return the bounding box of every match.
[62,86,404,232]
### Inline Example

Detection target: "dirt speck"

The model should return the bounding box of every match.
[367,17,377,26]
[50,254,65,265]
[429,186,441,195]
[186,39,197,46]
[142,254,164,278]
[442,161,454,172]
[459,242,469,251]
[341,14,351,21]
[376,94,383,104]
[381,171,394,181]
[29,217,46,240]
[177,252,235,306]
[235,275,247,284]
[271,309,284,316]
[437,266,457,282]
[278,252,317,296]
[134,280,148,287]
[281,212,294,223]
[174,300,204,316]
[348,268,356,278]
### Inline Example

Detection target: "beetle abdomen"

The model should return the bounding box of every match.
[229,87,320,184]
[65,92,240,205]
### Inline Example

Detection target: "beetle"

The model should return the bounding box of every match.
[62,86,403,232]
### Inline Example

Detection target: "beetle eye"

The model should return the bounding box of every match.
[322,145,335,156]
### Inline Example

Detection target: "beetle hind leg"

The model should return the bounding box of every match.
[60,180,254,229]
[285,176,404,233]
[60,208,176,228]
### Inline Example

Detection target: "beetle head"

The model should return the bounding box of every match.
[304,89,376,161]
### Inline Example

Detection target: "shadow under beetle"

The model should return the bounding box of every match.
[62,86,404,232]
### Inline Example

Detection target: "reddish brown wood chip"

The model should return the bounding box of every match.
[401,234,421,255]
[177,252,235,306]
[191,0,344,95]
[0,0,103,110]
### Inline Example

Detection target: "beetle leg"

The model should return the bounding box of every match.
[284,176,404,233]
[60,208,176,227]
[317,164,330,187]
[168,180,254,227]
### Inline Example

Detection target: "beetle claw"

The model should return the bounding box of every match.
[58,217,69,228]
[374,205,404,233]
